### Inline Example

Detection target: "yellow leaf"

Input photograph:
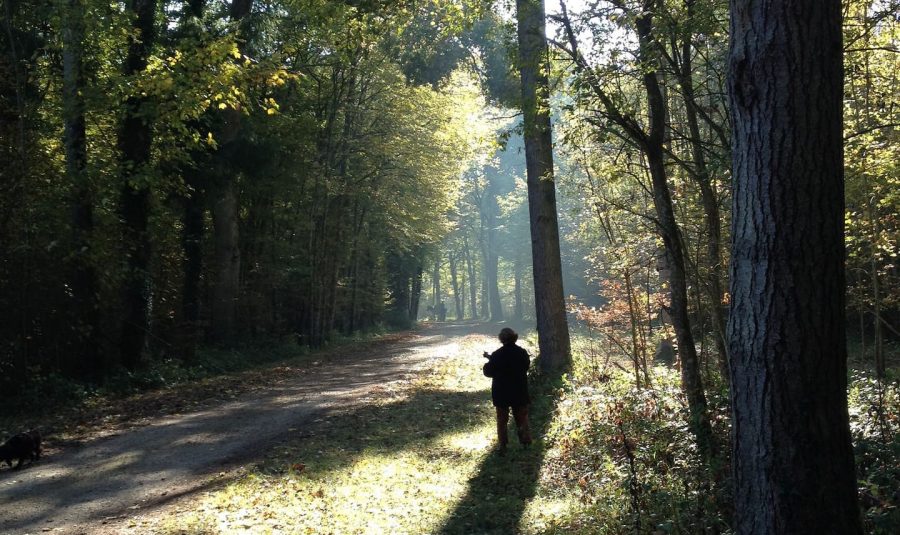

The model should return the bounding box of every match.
[218,103,227,110]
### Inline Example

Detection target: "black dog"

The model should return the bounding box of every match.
[0,429,42,470]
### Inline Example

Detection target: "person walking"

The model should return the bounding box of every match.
[483,328,532,454]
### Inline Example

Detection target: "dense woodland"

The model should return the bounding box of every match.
[1,0,898,532]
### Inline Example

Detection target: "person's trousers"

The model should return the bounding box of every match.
[496,405,532,447]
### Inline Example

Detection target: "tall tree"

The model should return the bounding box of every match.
[633,0,713,459]
[515,0,571,370]
[481,168,504,321]
[177,0,208,360]
[666,0,730,382]
[62,0,99,376]
[727,0,862,531]
[117,0,158,368]
[556,1,713,457]
[210,0,253,345]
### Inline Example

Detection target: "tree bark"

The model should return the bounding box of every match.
[515,0,571,370]
[62,0,99,377]
[727,0,862,531]
[117,0,157,369]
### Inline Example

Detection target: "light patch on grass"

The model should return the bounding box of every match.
[154,332,505,534]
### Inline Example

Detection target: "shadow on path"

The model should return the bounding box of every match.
[0,328,465,534]
[437,370,563,535]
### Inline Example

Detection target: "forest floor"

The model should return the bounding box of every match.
[2,325,896,534]
[0,322,518,535]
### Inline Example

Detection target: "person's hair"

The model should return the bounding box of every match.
[498,328,518,345]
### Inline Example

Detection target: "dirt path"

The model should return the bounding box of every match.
[0,324,491,535]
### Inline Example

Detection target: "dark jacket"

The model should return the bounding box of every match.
[483,343,530,407]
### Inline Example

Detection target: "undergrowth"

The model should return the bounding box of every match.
[525,341,732,534]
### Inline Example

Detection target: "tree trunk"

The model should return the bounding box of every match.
[117,0,157,369]
[386,251,410,328]
[211,181,240,343]
[871,207,884,379]
[635,6,713,460]
[449,252,463,320]
[62,0,99,377]
[464,235,478,319]
[513,254,523,320]
[432,256,441,309]
[486,250,503,322]
[727,0,862,531]
[515,0,571,371]
[677,0,729,384]
[481,175,504,322]
[410,264,423,322]
[180,184,204,356]
[209,0,253,345]
[177,0,206,358]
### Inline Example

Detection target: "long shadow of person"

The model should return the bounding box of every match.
[438,369,564,535]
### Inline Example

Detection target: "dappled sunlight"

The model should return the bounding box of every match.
[171,421,495,534]
[443,429,494,452]
[152,327,525,534]
[519,496,583,535]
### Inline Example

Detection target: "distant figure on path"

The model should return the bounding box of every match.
[437,301,447,322]
[482,328,532,454]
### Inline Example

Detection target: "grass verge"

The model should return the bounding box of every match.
[147,331,562,535]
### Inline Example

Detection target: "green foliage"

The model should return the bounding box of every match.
[540,352,730,534]
[849,374,900,533]
[0,0,487,382]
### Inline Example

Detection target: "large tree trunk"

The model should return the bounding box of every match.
[515,0,571,371]
[62,0,99,377]
[117,0,157,369]
[635,6,713,460]
[209,0,253,345]
[727,0,862,532]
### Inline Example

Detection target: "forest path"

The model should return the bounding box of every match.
[0,323,496,535]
